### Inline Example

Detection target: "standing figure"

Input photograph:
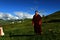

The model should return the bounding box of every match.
[32,10,42,35]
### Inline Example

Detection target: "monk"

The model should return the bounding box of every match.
[32,10,42,35]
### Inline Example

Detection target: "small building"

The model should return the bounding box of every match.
[11,22,14,24]
[17,21,22,23]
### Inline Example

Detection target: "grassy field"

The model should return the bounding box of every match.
[0,11,60,40]
[0,19,60,40]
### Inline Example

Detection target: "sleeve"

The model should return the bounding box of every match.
[39,15,42,25]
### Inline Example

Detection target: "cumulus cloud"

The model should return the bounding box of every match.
[14,12,34,19]
[0,12,19,20]
[0,12,34,20]
[0,12,4,19]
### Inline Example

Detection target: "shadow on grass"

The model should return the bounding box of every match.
[9,34,35,37]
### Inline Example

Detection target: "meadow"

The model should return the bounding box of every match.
[0,19,60,40]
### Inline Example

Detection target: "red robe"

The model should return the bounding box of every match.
[32,14,42,35]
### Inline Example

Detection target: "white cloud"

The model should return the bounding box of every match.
[0,12,19,20]
[14,12,24,19]
[12,16,19,20]
[14,12,34,19]
[0,12,34,20]
[0,12,4,19]
[24,13,33,19]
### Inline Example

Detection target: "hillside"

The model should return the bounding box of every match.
[47,11,60,19]
[43,11,60,23]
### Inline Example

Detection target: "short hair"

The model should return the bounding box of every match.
[35,10,38,13]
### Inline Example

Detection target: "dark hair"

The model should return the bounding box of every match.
[35,10,38,13]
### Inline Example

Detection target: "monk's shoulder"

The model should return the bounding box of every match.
[33,15,35,17]
[38,15,42,19]
[38,14,41,17]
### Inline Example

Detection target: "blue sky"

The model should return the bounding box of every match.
[0,0,60,20]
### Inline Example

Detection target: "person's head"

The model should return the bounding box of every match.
[35,10,39,15]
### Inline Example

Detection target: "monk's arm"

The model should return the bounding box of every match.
[39,19,42,25]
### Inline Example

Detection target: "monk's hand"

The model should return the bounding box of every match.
[39,20,42,25]
[32,24,34,26]
[39,22,42,25]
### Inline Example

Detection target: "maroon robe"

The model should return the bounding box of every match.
[32,14,42,35]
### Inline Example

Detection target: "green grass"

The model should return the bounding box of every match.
[0,19,60,40]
